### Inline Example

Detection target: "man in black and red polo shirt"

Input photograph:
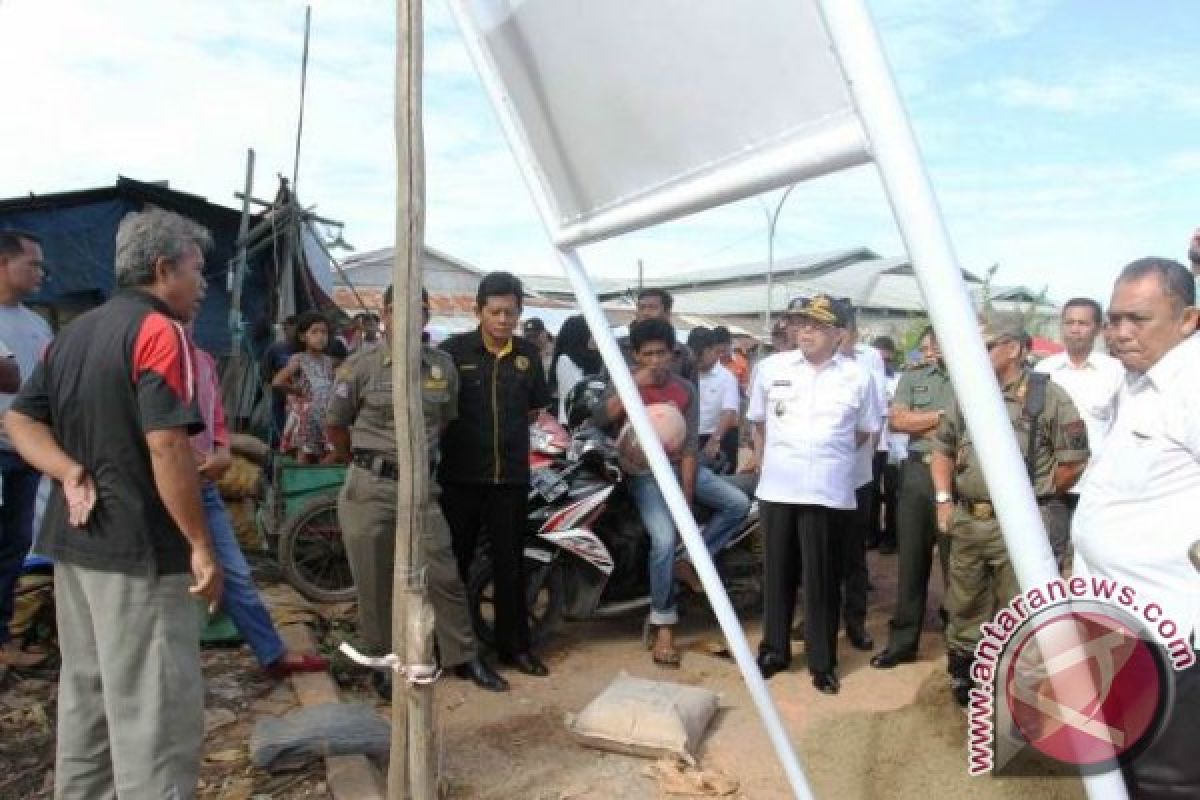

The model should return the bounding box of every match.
[6,209,221,799]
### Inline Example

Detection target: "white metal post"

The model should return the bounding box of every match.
[816,1,1129,796]
[556,246,815,800]
[764,183,798,337]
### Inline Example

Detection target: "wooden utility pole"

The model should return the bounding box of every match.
[391,1,436,798]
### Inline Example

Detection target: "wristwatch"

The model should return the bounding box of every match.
[934,491,954,504]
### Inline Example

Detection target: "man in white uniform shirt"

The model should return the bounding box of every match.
[746,295,881,694]
[0,230,53,670]
[1074,258,1200,798]
[688,327,740,474]
[1035,298,1124,567]
[837,307,888,652]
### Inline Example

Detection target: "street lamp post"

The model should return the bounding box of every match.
[763,183,798,336]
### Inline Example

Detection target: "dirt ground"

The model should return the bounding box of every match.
[0,549,1086,799]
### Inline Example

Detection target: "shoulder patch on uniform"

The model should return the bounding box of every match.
[1064,418,1087,449]
[515,355,530,371]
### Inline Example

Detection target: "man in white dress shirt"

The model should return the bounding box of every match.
[837,307,888,652]
[688,327,741,474]
[1074,257,1199,798]
[746,295,881,694]
[1035,298,1124,567]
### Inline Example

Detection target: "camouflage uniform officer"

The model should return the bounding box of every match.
[327,287,507,698]
[871,327,955,670]
[931,320,1089,705]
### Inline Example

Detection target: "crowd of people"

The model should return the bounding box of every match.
[0,213,1196,798]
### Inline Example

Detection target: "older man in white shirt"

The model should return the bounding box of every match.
[1035,297,1124,567]
[746,295,881,694]
[1074,257,1200,799]
[837,308,888,652]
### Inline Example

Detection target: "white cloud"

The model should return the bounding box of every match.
[972,61,1200,115]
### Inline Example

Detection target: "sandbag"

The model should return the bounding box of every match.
[218,455,263,500]
[566,672,719,765]
[251,703,389,772]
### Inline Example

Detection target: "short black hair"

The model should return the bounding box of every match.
[636,287,673,312]
[919,324,936,342]
[1062,297,1103,326]
[872,335,896,352]
[686,326,716,355]
[1116,258,1195,310]
[629,317,676,353]
[711,326,732,345]
[476,271,524,310]
[0,229,42,259]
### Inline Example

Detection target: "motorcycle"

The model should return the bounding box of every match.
[467,411,762,648]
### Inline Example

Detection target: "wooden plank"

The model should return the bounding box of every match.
[278,624,385,799]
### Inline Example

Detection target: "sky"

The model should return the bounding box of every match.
[1,0,1196,307]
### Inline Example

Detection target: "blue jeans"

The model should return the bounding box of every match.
[0,450,41,645]
[629,466,750,626]
[202,482,286,667]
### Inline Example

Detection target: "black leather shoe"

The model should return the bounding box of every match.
[812,670,840,695]
[847,627,875,651]
[453,658,510,692]
[371,670,393,701]
[756,650,790,680]
[870,649,917,669]
[499,651,549,677]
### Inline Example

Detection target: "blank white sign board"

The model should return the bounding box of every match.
[453,0,869,246]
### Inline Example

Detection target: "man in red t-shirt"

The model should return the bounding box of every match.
[594,318,748,668]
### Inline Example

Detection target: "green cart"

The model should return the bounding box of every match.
[257,458,355,604]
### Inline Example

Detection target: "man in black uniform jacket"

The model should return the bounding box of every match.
[438,272,552,676]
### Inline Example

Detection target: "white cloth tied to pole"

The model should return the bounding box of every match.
[338,642,441,685]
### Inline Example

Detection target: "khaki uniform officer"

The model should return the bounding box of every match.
[871,327,955,669]
[931,320,1089,706]
[327,287,507,697]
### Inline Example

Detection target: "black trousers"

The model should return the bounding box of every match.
[439,482,530,656]
[842,485,872,632]
[870,452,898,548]
[760,501,842,674]
[1122,658,1200,798]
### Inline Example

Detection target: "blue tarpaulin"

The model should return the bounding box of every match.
[0,177,304,356]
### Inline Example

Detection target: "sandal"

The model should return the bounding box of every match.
[265,651,329,680]
[652,645,682,669]
[644,620,682,669]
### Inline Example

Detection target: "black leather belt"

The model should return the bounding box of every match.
[352,450,400,481]
[906,453,933,465]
